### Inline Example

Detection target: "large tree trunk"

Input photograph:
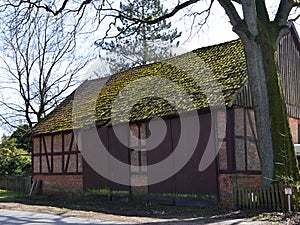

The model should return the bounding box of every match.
[217,0,300,209]
[241,38,274,187]
[257,33,299,184]
[236,2,299,187]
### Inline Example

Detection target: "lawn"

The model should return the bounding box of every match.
[0,189,23,198]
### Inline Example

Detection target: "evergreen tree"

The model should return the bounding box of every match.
[98,0,181,73]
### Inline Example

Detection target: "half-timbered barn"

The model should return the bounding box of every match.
[31,24,300,206]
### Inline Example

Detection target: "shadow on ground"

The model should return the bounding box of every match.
[0,194,294,224]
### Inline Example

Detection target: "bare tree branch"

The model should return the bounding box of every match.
[217,0,243,31]
[0,4,92,128]
[26,0,202,25]
[290,13,300,21]
[274,0,297,26]
[181,0,215,43]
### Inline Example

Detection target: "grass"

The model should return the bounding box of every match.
[88,189,217,200]
[87,188,129,196]
[0,189,23,198]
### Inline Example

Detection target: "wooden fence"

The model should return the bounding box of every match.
[234,182,286,210]
[0,176,31,194]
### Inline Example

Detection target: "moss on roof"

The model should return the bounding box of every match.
[31,39,247,136]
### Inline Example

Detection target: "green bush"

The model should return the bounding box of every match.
[0,137,31,176]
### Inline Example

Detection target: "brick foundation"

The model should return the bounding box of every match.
[218,173,262,207]
[33,174,83,195]
[218,174,234,207]
[233,174,262,188]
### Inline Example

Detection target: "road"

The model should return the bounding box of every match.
[0,209,132,225]
[0,209,274,225]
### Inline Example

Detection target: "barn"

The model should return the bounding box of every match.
[31,24,300,206]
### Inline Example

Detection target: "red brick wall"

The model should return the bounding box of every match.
[219,173,261,207]
[32,137,40,154]
[234,174,262,188]
[218,174,234,207]
[218,107,263,207]
[233,107,261,171]
[289,117,300,144]
[218,115,299,208]
[217,110,228,171]
[33,174,83,194]
[32,132,82,174]
[32,131,83,195]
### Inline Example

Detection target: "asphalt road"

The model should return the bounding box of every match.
[0,209,273,225]
[0,209,132,225]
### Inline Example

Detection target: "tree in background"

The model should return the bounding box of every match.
[10,125,31,153]
[0,125,32,176]
[96,0,181,73]
[0,4,90,129]
[0,137,31,176]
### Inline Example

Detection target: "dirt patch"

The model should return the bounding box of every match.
[0,194,298,224]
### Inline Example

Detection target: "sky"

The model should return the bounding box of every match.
[173,0,300,51]
[175,1,239,50]
[87,0,300,81]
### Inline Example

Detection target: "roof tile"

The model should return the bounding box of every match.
[31,39,247,135]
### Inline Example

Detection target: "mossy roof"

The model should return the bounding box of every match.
[31,39,247,136]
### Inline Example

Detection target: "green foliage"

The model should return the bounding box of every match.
[98,0,181,73]
[88,188,129,196]
[149,192,217,200]
[10,124,31,153]
[0,189,22,198]
[0,137,31,176]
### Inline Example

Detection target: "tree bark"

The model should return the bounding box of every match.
[236,5,299,186]
[241,38,275,187]
[254,29,299,185]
